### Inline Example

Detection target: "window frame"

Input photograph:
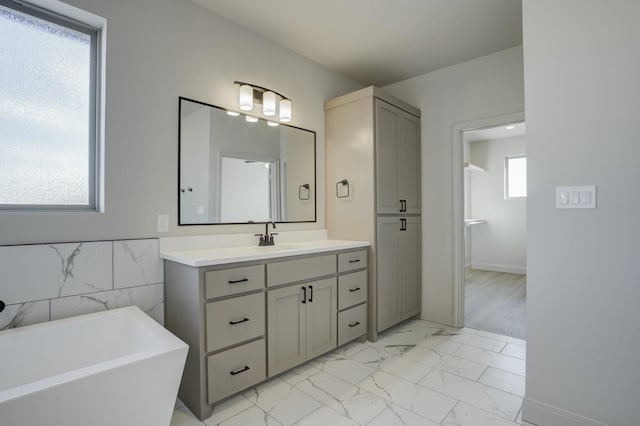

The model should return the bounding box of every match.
[0,0,101,212]
[504,154,527,200]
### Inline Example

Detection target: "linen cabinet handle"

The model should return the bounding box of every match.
[308,285,313,303]
[229,366,250,376]
[400,218,407,231]
[229,318,250,325]
[302,286,306,304]
[228,278,249,284]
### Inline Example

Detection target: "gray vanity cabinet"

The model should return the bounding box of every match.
[267,274,337,376]
[164,246,366,421]
[375,99,421,215]
[376,216,421,331]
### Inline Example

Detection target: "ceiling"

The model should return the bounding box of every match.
[193,0,523,86]
[464,121,526,143]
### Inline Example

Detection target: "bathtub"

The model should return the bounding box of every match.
[0,306,188,426]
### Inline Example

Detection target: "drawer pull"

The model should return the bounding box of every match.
[229,317,250,325]
[228,278,249,284]
[229,366,250,376]
[349,287,361,292]
[348,321,361,328]
[348,259,361,263]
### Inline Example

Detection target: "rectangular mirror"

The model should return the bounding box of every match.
[179,97,316,225]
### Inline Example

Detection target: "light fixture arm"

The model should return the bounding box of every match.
[233,81,290,102]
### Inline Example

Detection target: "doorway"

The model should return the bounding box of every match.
[463,122,526,339]
[452,112,526,340]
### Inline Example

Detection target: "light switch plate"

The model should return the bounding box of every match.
[157,214,169,232]
[556,186,596,209]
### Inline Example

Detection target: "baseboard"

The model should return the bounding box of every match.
[470,263,526,275]
[522,397,608,426]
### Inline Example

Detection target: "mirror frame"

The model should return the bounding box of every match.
[178,96,317,226]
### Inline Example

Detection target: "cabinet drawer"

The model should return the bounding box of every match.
[338,249,368,273]
[206,292,265,352]
[205,265,264,299]
[338,270,368,310]
[207,338,265,404]
[338,303,367,346]
[267,254,336,287]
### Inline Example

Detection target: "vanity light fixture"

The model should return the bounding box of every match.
[238,84,253,111]
[234,81,292,122]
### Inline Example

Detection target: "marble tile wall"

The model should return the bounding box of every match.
[0,239,164,330]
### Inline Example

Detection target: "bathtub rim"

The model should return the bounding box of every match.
[0,306,188,403]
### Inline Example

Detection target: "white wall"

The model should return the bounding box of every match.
[469,136,526,274]
[523,1,640,425]
[384,46,525,325]
[0,0,362,245]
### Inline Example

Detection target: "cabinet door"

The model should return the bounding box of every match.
[267,284,306,376]
[375,99,402,214]
[400,113,421,214]
[401,217,421,320]
[305,277,337,359]
[376,217,402,331]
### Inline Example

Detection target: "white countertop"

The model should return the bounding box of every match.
[160,239,370,267]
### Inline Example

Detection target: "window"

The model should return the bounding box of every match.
[505,155,527,199]
[0,0,99,210]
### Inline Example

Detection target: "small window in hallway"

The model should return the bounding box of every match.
[505,155,527,199]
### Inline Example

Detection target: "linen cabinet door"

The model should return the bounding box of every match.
[267,284,306,377]
[375,99,402,214]
[376,217,402,331]
[305,277,337,359]
[401,216,421,320]
[400,113,421,214]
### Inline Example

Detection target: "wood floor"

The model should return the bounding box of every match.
[464,268,526,340]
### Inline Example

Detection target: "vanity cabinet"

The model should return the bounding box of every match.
[325,86,422,340]
[267,277,337,376]
[164,245,368,421]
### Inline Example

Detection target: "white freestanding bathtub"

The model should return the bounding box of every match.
[0,306,188,426]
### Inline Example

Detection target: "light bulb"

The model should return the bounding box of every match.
[245,115,258,123]
[263,91,276,116]
[279,99,291,122]
[239,84,253,111]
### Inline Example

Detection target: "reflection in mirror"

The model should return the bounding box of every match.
[179,97,316,225]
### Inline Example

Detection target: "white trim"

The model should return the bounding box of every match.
[451,112,525,328]
[470,263,526,275]
[523,397,608,426]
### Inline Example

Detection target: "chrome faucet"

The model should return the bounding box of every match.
[255,221,278,246]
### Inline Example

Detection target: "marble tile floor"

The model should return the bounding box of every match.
[171,319,535,426]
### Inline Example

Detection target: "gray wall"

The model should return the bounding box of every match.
[0,0,362,246]
[523,1,640,424]
[384,46,525,325]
